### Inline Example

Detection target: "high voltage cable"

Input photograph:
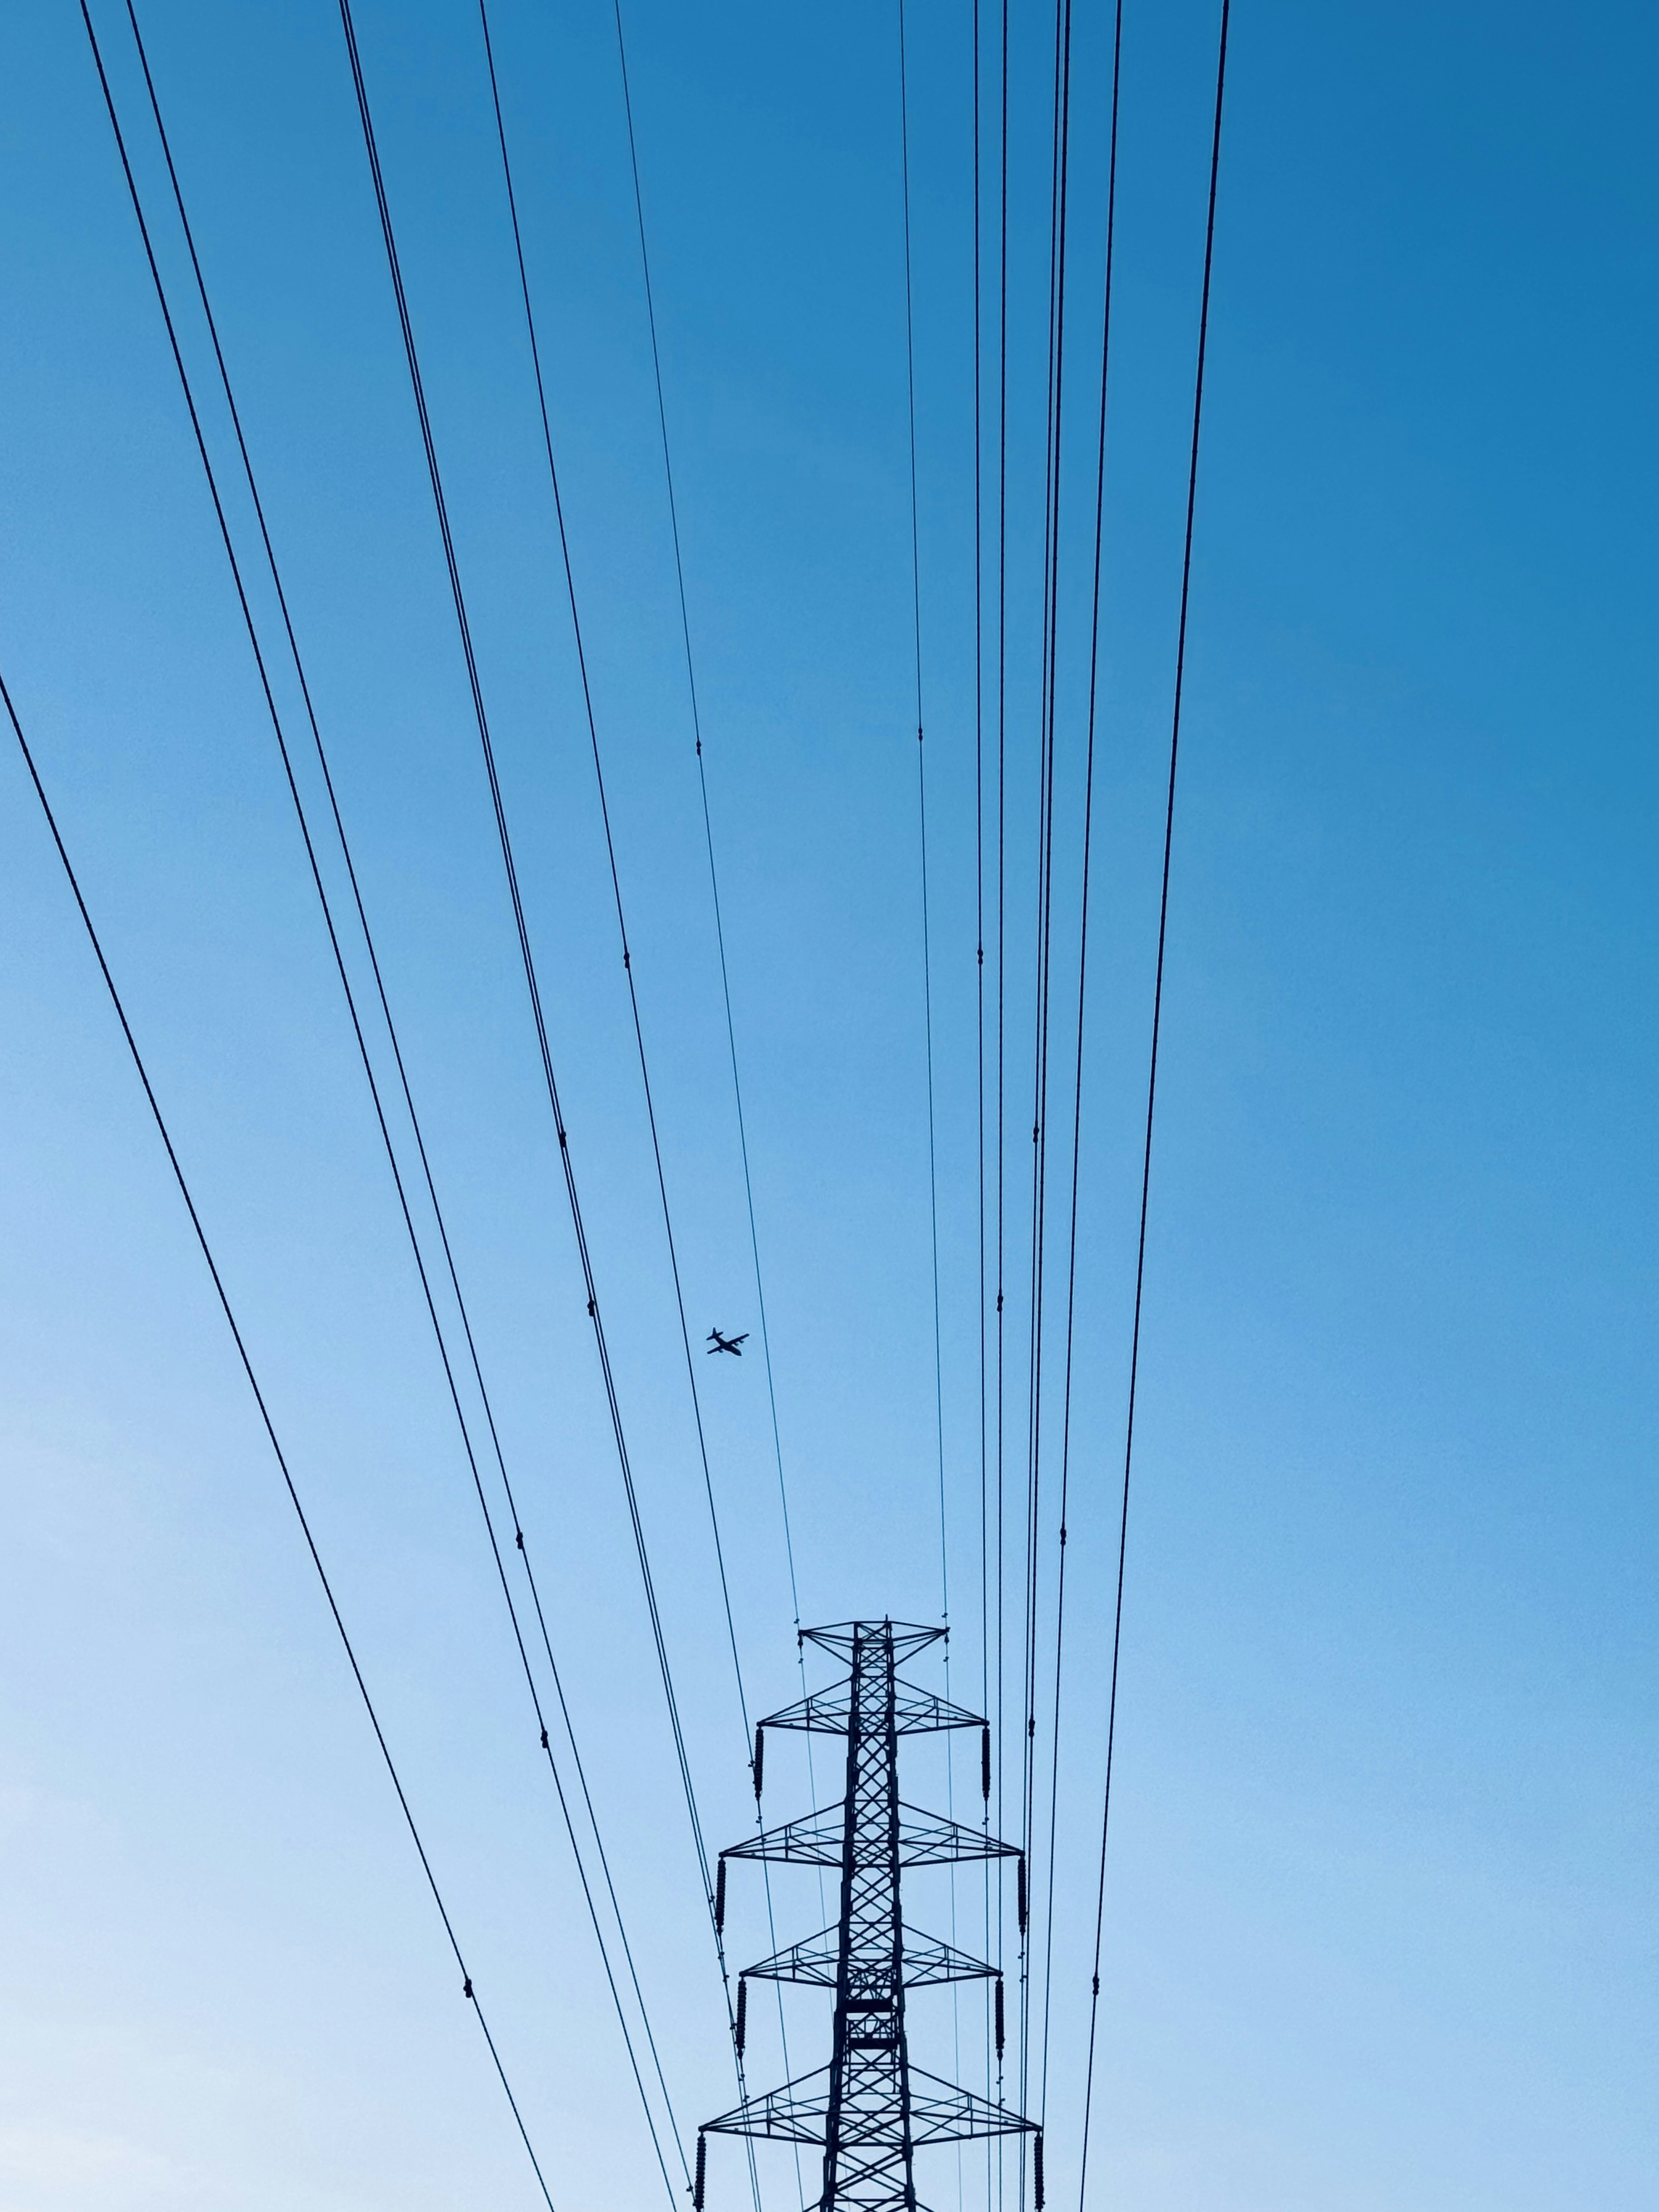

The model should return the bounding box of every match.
[597,19,833,2198]
[84,3,686,2187]
[594,100,835,2169]
[993,0,1011,2178]
[972,0,996,2203]
[118,1,669,2123]
[973,0,988,1734]
[1077,5,1233,2202]
[1,663,558,2212]
[605,0,828,1916]
[604,0,809,1683]
[329,1,760,2155]
[476,10,801,2199]
[895,0,951,1648]
[106,0,682,2168]
[973,0,988,1752]
[1037,0,1125,2131]
[895,21,968,2191]
[331,0,712,1922]
[473,0,750,1767]
[1020,0,1077,2173]
[109,0,686,2173]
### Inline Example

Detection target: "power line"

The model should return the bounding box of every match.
[893,26,968,2196]
[328,11,763,2176]
[604,0,810,1684]
[85,3,688,2187]
[973,0,988,1752]
[895,0,952,1644]
[2,659,559,2212]
[273,25,742,2177]
[473,0,750,1768]
[476,11,803,2200]
[1077,4,1233,2201]
[1020,0,1077,2171]
[331,0,718,1941]
[972,0,996,2201]
[1037,0,1125,2127]
[993,0,1011,2185]
[601,56,834,2093]
[597,21,842,2199]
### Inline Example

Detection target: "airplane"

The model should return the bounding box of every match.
[706,1327,748,1357]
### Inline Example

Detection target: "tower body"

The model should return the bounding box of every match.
[702,1620,1037,2212]
[822,1620,918,2209]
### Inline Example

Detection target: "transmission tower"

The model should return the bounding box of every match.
[698,1619,1042,2212]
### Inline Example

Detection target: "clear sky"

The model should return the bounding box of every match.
[1,1,1656,2209]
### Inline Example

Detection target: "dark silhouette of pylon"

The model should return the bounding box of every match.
[698,1619,1041,2212]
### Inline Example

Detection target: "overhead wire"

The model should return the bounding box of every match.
[1076,4,1233,2201]
[1020,0,1076,2174]
[477,6,800,2197]
[1036,0,1125,2128]
[87,2,687,2188]
[473,0,765,1822]
[596,15,859,2193]
[972,0,997,2199]
[600,21,819,1877]
[2,661,558,2212]
[894,19,968,2190]
[605,0,828,1914]
[328,8,763,2181]
[331,0,712,1921]
[896,0,952,1648]
[473,0,750,1770]
[992,0,1011,2177]
[54,0,1234,2202]
[973,5,987,1747]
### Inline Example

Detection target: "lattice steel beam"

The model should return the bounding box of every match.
[699,1620,1041,2212]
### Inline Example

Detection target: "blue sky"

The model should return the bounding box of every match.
[2,0,1656,2207]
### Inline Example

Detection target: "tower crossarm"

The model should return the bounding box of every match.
[725,1802,1019,1869]
[801,1621,944,1666]
[704,2063,835,2145]
[893,1802,1019,1866]
[744,1924,998,1990]
[724,1802,845,1867]
[903,2069,1039,2148]
[760,1679,987,1737]
[705,2065,1033,2152]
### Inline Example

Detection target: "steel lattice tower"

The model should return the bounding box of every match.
[698,1620,1041,2212]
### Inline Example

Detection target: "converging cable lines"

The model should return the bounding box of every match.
[2,662,558,2212]
[1077,5,1233,2202]
[477,10,801,2199]
[474,0,749,1771]
[605,0,809,1675]
[606,0,814,1663]
[896,0,951,1644]
[604,57,831,2097]
[598,22,833,2194]
[1020,0,1076,2171]
[86,4,686,2191]
[895,22,967,2196]
[333,0,712,1931]
[971,0,997,2200]
[992,0,1011,2182]
[330,16,764,2189]
[1037,0,1125,2130]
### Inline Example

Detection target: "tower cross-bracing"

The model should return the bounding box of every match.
[699,1619,1040,2212]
